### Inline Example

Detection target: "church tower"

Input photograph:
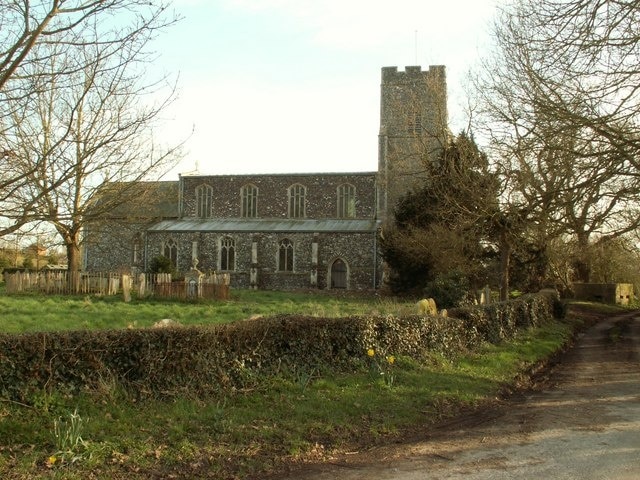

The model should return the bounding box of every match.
[377,65,448,222]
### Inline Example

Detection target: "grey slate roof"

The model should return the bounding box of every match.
[148,218,379,233]
[180,171,377,179]
[93,181,179,218]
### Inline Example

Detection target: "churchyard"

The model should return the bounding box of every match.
[0,288,625,479]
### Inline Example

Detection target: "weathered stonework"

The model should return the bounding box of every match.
[180,173,377,219]
[378,65,448,220]
[83,66,448,291]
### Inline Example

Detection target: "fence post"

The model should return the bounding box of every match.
[138,273,146,297]
[122,274,132,302]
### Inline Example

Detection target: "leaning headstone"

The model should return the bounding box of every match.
[417,298,438,315]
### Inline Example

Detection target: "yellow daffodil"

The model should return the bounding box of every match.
[367,348,375,357]
[386,355,395,365]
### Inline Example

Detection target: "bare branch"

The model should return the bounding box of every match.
[1,1,184,269]
[471,0,640,283]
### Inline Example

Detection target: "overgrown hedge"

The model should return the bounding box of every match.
[0,291,560,401]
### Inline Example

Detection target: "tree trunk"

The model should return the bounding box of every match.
[65,231,82,293]
[573,259,591,283]
[573,233,591,283]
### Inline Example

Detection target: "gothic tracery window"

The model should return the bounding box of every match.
[337,183,356,218]
[220,236,235,271]
[195,184,213,218]
[288,184,306,218]
[278,238,294,272]
[241,184,258,218]
[163,238,178,267]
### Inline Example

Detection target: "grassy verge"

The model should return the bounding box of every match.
[1,299,619,480]
[0,291,629,479]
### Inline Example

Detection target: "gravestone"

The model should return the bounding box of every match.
[184,257,204,298]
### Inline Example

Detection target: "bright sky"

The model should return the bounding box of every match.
[155,0,499,177]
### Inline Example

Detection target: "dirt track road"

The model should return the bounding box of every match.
[282,311,640,480]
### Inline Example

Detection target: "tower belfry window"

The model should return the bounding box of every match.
[408,111,422,135]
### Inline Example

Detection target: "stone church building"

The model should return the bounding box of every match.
[84,65,448,290]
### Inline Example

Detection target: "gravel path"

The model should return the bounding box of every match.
[279,311,640,480]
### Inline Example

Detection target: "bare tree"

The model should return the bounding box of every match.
[0,0,179,237]
[471,0,640,284]
[5,12,183,278]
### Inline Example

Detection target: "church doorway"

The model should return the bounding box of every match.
[330,259,348,289]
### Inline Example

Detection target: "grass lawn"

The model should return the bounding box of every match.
[0,288,415,333]
[0,290,625,479]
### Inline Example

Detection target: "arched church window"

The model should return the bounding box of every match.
[195,184,213,218]
[163,238,178,268]
[220,237,236,271]
[288,184,306,218]
[241,184,258,218]
[132,234,142,264]
[337,184,356,218]
[278,238,294,272]
[407,111,422,135]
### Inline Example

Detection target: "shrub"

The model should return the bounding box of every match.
[0,292,557,401]
[0,253,10,272]
[423,270,470,308]
[450,290,557,343]
[149,255,176,276]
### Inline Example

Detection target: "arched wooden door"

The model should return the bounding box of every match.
[330,259,348,289]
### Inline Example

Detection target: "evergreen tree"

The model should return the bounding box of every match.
[381,132,499,297]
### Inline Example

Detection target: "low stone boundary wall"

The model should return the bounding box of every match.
[572,283,634,305]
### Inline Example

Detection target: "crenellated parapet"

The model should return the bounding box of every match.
[381,65,446,84]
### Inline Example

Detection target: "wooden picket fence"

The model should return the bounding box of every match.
[4,271,121,295]
[139,272,230,300]
[3,271,231,300]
